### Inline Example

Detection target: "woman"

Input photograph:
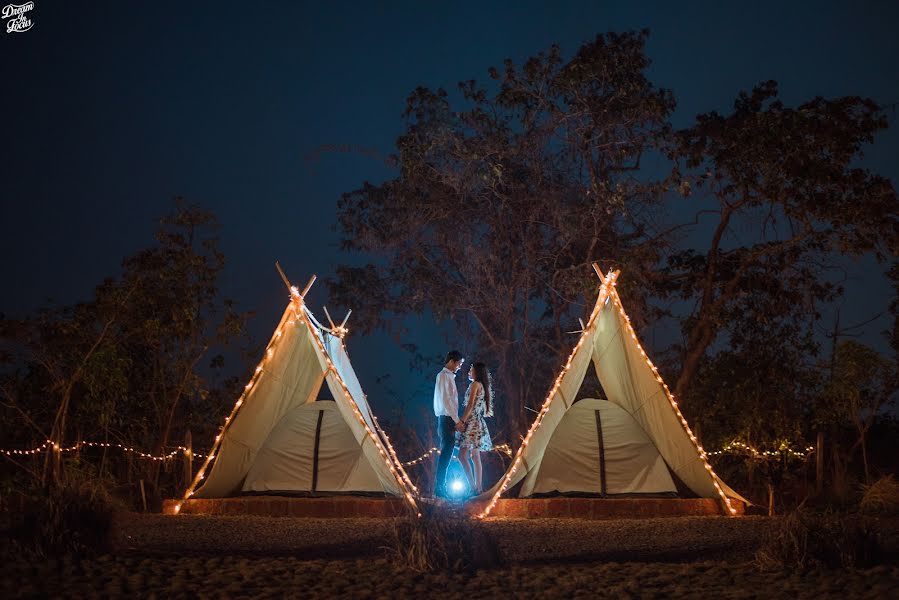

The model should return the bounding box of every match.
[455,361,494,495]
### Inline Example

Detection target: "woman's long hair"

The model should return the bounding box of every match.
[472,362,493,417]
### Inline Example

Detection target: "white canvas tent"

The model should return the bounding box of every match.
[174,275,417,513]
[478,269,746,516]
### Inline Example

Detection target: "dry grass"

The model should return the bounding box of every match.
[385,505,501,572]
[755,508,882,570]
[861,475,899,516]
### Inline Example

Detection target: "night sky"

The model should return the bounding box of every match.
[3,1,898,429]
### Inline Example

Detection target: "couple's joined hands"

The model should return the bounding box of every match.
[455,420,466,432]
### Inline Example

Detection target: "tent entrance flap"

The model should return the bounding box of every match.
[525,399,676,496]
[594,409,607,497]
[311,409,325,492]
[242,401,384,494]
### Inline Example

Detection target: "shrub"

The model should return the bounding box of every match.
[860,475,899,516]
[385,505,501,572]
[5,477,117,558]
[755,507,882,570]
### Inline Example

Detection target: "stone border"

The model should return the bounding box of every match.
[485,497,744,518]
[162,496,408,518]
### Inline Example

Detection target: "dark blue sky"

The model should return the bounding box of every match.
[3,1,897,427]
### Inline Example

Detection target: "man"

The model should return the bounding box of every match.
[433,350,463,497]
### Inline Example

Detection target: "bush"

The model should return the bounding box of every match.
[860,475,899,516]
[385,505,501,572]
[5,477,117,558]
[755,508,882,570]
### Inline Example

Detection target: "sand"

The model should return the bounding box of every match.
[1,513,897,599]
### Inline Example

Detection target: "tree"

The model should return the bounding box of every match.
[331,31,673,439]
[666,81,898,404]
[821,340,894,484]
[0,200,249,496]
[684,299,821,512]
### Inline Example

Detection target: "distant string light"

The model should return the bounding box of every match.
[0,440,207,460]
[400,443,513,467]
[0,439,807,465]
[708,440,815,460]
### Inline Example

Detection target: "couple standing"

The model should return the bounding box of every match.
[432,350,494,498]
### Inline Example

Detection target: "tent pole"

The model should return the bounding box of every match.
[300,275,317,297]
[322,306,337,329]
[275,261,292,292]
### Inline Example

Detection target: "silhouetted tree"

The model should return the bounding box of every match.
[665,81,898,404]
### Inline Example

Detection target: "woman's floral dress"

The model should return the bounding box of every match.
[456,382,493,451]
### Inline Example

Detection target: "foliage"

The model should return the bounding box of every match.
[860,475,899,516]
[755,508,882,570]
[0,199,251,502]
[386,505,501,572]
[665,80,898,401]
[685,313,820,451]
[819,340,895,484]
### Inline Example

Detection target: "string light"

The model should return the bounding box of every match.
[0,440,207,460]
[477,269,740,518]
[707,440,815,460]
[606,285,738,516]
[398,443,513,467]
[175,290,420,516]
[477,270,619,518]
[0,436,807,468]
[176,306,294,514]
[299,304,419,509]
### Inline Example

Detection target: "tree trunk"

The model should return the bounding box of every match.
[815,430,824,494]
[497,365,523,447]
[183,430,193,491]
[767,482,775,516]
[859,429,870,485]
[673,323,716,404]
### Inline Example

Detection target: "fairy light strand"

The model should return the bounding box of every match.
[477,270,740,518]
[175,288,308,514]
[0,440,207,460]
[1,439,803,464]
[398,443,514,467]
[607,286,737,515]
[477,270,619,518]
[175,287,420,516]
[297,302,420,513]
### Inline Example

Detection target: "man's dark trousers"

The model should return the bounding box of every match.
[434,416,456,496]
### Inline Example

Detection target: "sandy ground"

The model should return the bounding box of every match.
[1,513,897,599]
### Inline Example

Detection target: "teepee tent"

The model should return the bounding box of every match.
[478,269,746,516]
[173,272,417,514]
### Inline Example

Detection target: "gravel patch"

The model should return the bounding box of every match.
[114,514,394,559]
[2,556,897,599]
[2,512,895,598]
[483,516,773,563]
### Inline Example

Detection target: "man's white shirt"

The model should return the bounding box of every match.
[433,367,459,423]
